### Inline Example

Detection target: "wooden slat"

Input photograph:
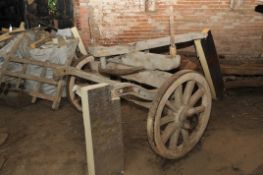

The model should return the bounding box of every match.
[15,64,28,89]
[221,63,263,75]
[71,27,88,56]
[32,67,47,103]
[0,33,12,42]
[52,79,64,110]
[225,79,263,89]
[4,71,58,85]
[10,57,63,69]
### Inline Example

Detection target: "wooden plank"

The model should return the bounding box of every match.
[194,39,216,99]
[97,61,172,88]
[225,79,263,89]
[71,27,88,56]
[200,29,224,99]
[89,32,207,57]
[121,70,172,88]
[78,84,124,175]
[32,67,47,103]
[15,64,28,89]
[30,36,51,48]
[0,33,12,42]
[194,29,224,99]
[9,57,62,69]
[29,91,56,101]
[52,79,64,110]
[221,63,263,75]
[4,71,58,85]
[117,51,181,70]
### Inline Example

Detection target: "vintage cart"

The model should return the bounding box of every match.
[0,29,223,160]
[62,29,223,159]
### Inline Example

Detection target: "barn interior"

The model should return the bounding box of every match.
[0,0,263,175]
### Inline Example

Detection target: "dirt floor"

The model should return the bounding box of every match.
[0,88,263,175]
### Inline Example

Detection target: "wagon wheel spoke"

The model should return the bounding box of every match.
[186,105,205,117]
[181,129,189,144]
[160,115,174,126]
[161,123,179,144]
[165,100,177,112]
[189,88,204,107]
[183,81,195,105]
[182,120,192,130]
[173,85,183,108]
[169,129,180,149]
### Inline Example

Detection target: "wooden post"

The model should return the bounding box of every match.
[169,5,177,57]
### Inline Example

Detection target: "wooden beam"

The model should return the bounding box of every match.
[30,36,51,48]
[89,32,207,57]
[0,33,12,42]
[221,63,263,75]
[225,79,263,89]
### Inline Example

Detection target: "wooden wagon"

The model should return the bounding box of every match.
[62,29,224,159]
[0,28,223,160]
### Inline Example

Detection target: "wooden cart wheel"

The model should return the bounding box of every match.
[67,57,94,111]
[147,70,212,159]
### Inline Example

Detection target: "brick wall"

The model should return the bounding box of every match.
[74,0,263,58]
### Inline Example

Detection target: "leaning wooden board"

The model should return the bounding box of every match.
[78,84,124,175]
[194,29,224,99]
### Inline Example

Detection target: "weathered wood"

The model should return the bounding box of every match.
[71,27,88,56]
[78,84,124,175]
[15,64,28,89]
[169,6,177,56]
[29,91,56,101]
[109,51,181,71]
[179,57,199,71]
[95,61,172,88]
[89,32,207,57]
[221,63,263,75]
[0,33,12,42]
[31,67,47,103]
[122,70,171,88]
[4,71,57,85]
[194,39,216,99]
[200,29,224,99]
[30,36,51,48]
[225,79,263,89]
[9,57,62,69]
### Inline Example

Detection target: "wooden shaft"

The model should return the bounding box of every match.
[4,71,58,85]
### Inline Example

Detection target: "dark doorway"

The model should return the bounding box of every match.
[0,0,25,29]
